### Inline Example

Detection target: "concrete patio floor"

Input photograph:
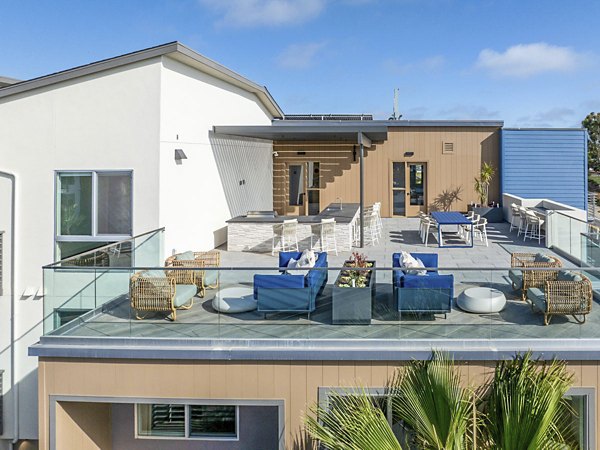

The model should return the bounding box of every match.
[51,218,600,342]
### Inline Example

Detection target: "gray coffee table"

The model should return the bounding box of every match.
[212,286,257,313]
[457,287,506,313]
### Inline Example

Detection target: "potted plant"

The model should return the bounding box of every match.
[332,252,376,325]
[468,163,504,222]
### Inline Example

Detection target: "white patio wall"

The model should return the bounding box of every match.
[0,58,163,443]
[158,56,273,254]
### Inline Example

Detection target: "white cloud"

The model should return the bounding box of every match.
[278,42,326,69]
[383,55,445,74]
[200,0,326,27]
[475,42,588,78]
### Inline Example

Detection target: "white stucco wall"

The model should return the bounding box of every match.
[0,58,163,441]
[158,56,273,254]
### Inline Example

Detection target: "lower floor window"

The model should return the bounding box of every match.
[137,403,238,440]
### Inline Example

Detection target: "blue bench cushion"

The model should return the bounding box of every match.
[509,269,523,289]
[527,287,546,312]
[253,274,305,299]
[173,284,197,308]
[534,253,554,263]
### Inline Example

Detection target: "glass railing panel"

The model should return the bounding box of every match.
[43,228,164,333]
[44,265,600,342]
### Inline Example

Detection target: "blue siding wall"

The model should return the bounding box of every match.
[501,129,588,210]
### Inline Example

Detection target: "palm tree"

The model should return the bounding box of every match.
[474,162,496,206]
[305,389,403,450]
[480,353,576,450]
[389,352,475,450]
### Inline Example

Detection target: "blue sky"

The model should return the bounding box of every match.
[1,0,598,126]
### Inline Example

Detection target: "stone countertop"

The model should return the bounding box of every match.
[227,203,360,224]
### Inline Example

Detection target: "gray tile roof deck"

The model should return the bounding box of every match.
[31,219,600,361]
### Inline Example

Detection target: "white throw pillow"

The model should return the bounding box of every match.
[404,255,427,276]
[287,257,309,276]
[298,249,316,268]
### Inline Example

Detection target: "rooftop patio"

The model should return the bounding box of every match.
[43,218,600,346]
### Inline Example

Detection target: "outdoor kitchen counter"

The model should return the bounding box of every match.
[226,203,360,252]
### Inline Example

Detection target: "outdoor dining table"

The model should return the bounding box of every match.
[430,211,474,248]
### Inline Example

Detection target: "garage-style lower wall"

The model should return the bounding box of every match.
[38,358,599,449]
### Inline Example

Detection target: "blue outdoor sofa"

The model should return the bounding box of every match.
[254,251,328,317]
[392,252,453,318]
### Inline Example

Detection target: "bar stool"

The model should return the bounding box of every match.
[517,206,528,237]
[509,203,521,232]
[364,211,380,246]
[373,202,383,238]
[311,218,338,255]
[272,219,299,254]
[523,211,544,244]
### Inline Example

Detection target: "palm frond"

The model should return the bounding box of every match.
[481,352,576,450]
[305,388,402,450]
[388,351,474,450]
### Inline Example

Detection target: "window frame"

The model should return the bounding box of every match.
[54,170,133,259]
[134,402,240,442]
[565,387,595,450]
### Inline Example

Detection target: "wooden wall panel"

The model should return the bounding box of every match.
[273,127,501,217]
[39,357,595,450]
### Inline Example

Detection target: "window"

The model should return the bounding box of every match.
[564,388,595,450]
[137,404,238,440]
[56,171,132,259]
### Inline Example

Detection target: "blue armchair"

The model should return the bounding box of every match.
[392,252,453,318]
[254,252,328,317]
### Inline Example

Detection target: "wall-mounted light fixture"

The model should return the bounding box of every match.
[174,149,187,164]
[404,151,414,157]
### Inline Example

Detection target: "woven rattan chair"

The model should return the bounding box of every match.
[509,253,563,301]
[129,269,197,321]
[527,272,593,325]
[165,250,220,297]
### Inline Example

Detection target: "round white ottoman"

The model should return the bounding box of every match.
[457,287,506,313]
[212,287,257,313]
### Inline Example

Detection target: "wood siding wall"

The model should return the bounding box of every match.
[273,127,500,217]
[501,129,588,210]
[39,358,597,449]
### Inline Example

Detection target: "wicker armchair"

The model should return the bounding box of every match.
[165,251,220,297]
[509,253,562,301]
[129,269,197,321]
[527,271,593,325]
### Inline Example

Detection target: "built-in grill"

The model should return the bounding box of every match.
[246,211,277,218]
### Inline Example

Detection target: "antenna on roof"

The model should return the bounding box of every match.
[388,88,402,120]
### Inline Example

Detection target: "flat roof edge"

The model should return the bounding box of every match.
[29,337,600,361]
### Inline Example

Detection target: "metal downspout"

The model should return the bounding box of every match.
[0,171,18,447]
[359,142,364,248]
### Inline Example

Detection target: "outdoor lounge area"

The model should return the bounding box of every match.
[42,218,600,342]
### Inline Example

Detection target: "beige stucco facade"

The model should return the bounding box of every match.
[38,357,598,449]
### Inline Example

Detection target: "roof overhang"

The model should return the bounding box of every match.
[213,123,388,144]
[0,42,284,119]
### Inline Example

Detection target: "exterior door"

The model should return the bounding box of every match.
[391,162,406,216]
[390,162,427,217]
[287,162,321,215]
[405,163,427,217]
